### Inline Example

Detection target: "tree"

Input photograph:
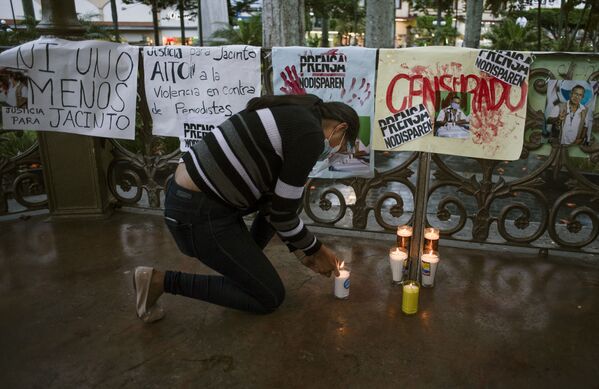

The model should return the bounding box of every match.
[211,14,261,45]
[262,0,305,48]
[305,0,363,47]
[464,0,484,48]
[483,18,537,50]
[411,0,456,45]
[507,2,599,51]
[410,14,458,46]
[226,0,260,26]
[123,0,197,45]
[365,0,395,48]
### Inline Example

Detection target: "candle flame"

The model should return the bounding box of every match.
[339,260,345,270]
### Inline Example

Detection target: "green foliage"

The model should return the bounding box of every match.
[411,15,458,46]
[0,17,40,46]
[0,131,37,158]
[306,33,320,47]
[306,0,366,39]
[488,0,598,52]
[483,18,538,50]
[0,14,118,45]
[410,0,456,15]
[228,0,260,25]
[211,14,262,45]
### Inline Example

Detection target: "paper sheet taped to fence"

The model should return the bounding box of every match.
[143,45,261,151]
[0,38,139,140]
[272,46,377,178]
[373,47,532,160]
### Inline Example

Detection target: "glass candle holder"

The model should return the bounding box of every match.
[423,227,440,252]
[334,267,351,299]
[421,251,440,288]
[396,225,413,251]
[389,246,408,285]
[402,280,420,315]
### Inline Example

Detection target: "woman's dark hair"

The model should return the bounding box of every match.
[246,94,360,145]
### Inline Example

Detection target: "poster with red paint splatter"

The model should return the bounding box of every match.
[272,47,376,177]
[373,47,531,160]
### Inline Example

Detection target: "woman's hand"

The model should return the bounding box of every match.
[301,245,342,277]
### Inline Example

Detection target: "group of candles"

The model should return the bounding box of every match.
[391,225,441,315]
[332,225,442,316]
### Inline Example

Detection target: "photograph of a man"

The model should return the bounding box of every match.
[545,81,596,145]
[434,94,471,139]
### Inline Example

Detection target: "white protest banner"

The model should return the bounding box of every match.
[143,45,261,151]
[379,104,432,149]
[475,50,532,87]
[272,46,377,178]
[0,38,138,140]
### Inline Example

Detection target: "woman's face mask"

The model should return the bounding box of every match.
[451,102,460,109]
[319,127,345,160]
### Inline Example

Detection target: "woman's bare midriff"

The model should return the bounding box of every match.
[175,163,201,192]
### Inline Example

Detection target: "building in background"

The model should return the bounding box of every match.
[0,0,228,45]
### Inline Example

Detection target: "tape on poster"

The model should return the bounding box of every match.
[379,104,432,149]
[475,50,532,87]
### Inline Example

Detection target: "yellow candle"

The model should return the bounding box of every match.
[402,281,420,315]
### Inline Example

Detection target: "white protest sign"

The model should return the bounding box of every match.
[272,46,377,178]
[0,38,138,139]
[474,50,532,87]
[379,104,432,149]
[143,45,261,151]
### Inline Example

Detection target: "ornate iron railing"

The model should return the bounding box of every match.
[2,47,599,255]
[0,130,47,215]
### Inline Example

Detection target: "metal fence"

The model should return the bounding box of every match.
[2,49,599,255]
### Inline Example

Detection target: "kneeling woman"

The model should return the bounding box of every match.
[133,94,359,322]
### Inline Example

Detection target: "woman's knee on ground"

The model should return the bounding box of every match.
[256,284,286,314]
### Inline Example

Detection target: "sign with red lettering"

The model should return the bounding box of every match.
[373,47,531,160]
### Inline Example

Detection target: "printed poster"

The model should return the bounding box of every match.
[543,80,597,145]
[272,46,377,177]
[0,38,139,140]
[143,45,261,151]
[373,47,532,160]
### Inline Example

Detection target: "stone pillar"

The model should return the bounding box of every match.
[262,0,305,48]
[365,0,395,48]
[36,0,112,219]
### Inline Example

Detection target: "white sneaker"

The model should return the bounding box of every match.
[133,266,165,323]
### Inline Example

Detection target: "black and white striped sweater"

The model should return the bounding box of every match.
[182,105,324,256]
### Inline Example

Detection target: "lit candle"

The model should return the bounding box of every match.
[334,263,350,299]
[402,280,420,315]
[423,227,440,252]
[421,252,440,288]
[396,225,413,250]
[389,247,408,284]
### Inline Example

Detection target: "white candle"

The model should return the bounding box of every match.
[421,252,440,287]
[397,225,413,237]
[396,225,412,250]
[423,227,440,251]
[334,269,351,299]
[423,228,439,240]
[389,247,408,283]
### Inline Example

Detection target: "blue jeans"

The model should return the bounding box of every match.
[163,179,284,314]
